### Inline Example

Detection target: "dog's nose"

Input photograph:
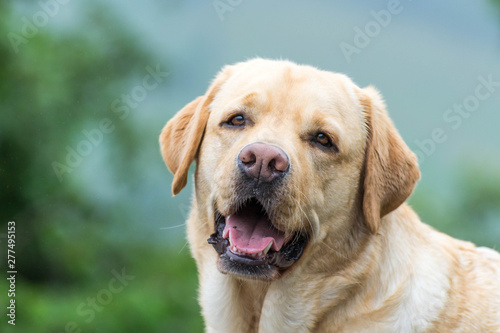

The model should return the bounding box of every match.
[238,142,290,182]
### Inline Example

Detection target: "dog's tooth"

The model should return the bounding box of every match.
[263,242,273,255]
[257,251,263,257]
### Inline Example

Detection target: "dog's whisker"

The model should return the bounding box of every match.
[160,223,186,230]
[292,191,318,243]
[177,240,190,255]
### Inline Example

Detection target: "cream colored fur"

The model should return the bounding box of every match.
[160,58,500,332]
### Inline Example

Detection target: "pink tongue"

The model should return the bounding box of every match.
[223,210,286,254]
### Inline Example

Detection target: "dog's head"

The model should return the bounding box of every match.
[160,59,419,281]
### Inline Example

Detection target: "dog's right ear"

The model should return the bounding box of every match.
[159,96,206,196]
[159,67,232,196]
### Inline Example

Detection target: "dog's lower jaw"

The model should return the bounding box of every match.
[217,256,280,281]
[212,240,307,281]
[208,208,309,281]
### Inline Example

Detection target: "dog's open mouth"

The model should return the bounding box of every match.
[208,198,308,280]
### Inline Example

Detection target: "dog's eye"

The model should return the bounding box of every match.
[226,114,246,127]
[314,133,332,147]
[312,132,339,152]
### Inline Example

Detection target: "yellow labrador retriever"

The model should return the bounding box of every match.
[160,59,500,332]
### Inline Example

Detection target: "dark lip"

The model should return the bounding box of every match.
[207,201,308,274]
[225,249,267,266]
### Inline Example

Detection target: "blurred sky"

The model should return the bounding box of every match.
[16,0,500,238]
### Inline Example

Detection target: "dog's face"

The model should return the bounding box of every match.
[160,59,419,281]
[199,61,368,280]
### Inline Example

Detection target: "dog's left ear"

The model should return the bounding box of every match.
[159,66,232,195]
[359,86,420,233]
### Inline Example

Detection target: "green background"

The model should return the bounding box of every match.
[1,0,499,331]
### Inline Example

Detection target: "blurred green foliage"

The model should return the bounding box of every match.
[0,1,498,332]
[410,162,500,250]
[0,1,202,331]
[492,0,500,14]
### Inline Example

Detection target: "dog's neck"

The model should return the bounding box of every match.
[195,202,451,332]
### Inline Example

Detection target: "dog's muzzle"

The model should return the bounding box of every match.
[207,142,308,281]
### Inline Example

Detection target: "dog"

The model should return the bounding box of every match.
[160,58,500,332]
